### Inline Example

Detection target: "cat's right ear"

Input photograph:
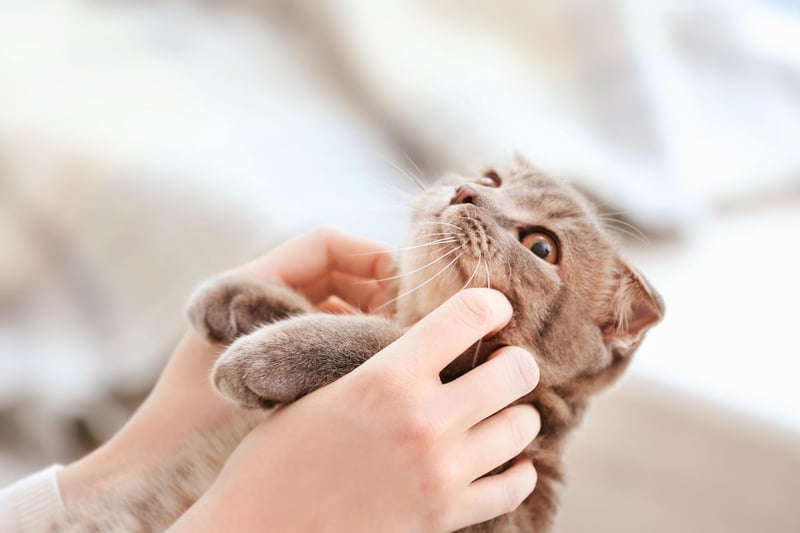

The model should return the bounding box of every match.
[601,262,664,356]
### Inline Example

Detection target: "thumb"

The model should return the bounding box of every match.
[373,288,512,379]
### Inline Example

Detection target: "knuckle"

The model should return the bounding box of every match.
[504,406,540,451]
[424,508,454,533]
[451,290,492,332]
[419,456,459,495]
[311,225,340,243]
[502,349,539,394]
[503,484,527,513]
[502,476,529,513]
[363,367,410,403]
[506,411,530,452]
[403,414,443,450]
[363,371,444,448]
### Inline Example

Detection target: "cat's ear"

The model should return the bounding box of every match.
[601,261,664,354]
[513,151,535,169]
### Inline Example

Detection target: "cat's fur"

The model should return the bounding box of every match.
[53,156,663,532]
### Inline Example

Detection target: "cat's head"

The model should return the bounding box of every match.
[395,155,663,390]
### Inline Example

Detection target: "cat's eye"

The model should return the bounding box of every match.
[520,230,559,264]
[476,170,502,188]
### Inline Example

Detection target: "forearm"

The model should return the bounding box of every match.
[57,331,236,506]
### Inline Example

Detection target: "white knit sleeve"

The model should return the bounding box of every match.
[0,465,65,532]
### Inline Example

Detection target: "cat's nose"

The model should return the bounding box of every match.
[451,184,478,205]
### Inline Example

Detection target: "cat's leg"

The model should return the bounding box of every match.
[212,313,403,408]
[187,275,314,344]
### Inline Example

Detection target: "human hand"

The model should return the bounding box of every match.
[57,227,395,503]
[171,288,541,533]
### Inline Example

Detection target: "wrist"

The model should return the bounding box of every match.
[56,443,130,505]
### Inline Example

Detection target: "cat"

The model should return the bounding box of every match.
[53,155,663,532]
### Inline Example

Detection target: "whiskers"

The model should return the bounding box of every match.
[348,232,462,258]
[374,247,465,314]
[459,251,484,292]
[381,154,428,192]
[363,152,429,216]
[591,209,649,243]
[360,228,464,310]
[350,215,496,372]
[470,254,493,369]
[352,218,497,374]
[417,220,463,231]
[365,246,462,285]
[381,217,494,370]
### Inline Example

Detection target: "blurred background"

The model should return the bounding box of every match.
[1,0,799,531]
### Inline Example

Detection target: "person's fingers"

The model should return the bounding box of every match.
[315,296,360,315]
[245,227,394,287]
[449,458,537,532]
[372,289,512,378]
[445,346,539,429]
[298,271,388,311]
[461,404,540,479]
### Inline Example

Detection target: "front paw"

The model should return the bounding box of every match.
[187,275,313,344]
[211,321,307,409]
[210,313,400,409]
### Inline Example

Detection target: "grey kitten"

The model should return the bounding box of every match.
[53,156,662,532]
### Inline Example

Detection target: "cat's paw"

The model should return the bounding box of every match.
[186,275,314,344]
[210,313,400,409]
[211,322,306,408]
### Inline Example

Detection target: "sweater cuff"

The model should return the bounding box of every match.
[3,465,66,532]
